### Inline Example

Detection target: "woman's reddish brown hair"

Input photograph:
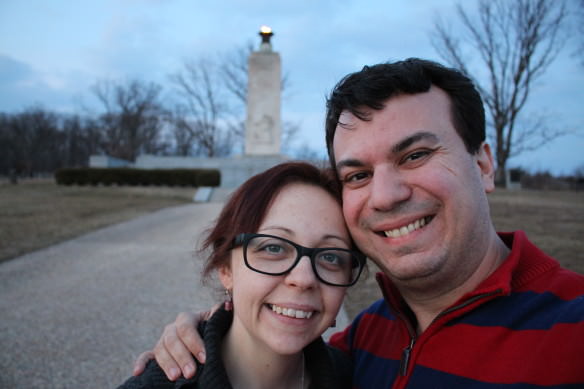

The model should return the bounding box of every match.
[200,161,343,280]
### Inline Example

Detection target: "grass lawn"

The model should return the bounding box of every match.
[0,179,196,262]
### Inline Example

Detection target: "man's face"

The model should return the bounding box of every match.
[332,86,495,291]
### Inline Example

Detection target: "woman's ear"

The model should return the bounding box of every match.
[218,265,233,290]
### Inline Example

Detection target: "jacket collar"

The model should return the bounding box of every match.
[375,231,559,327]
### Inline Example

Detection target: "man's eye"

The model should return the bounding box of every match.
[345,172,369,182]
[404,150,432,163]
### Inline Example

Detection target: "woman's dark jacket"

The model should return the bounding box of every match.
[117,307,352,388]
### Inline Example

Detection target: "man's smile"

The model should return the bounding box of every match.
[380,215,434,238]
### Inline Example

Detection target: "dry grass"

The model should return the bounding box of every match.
[344,189,584,319]
[0,179,195,262]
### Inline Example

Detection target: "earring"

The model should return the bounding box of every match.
[330,319,336,328]
[224,289,233,311]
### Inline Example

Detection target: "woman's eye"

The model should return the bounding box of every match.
[263,244,284,253]
[321,253,340,263]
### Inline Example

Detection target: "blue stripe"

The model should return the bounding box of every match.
[352,348,400,389]
[350,350,583,389]
[360,298,396,320]
[408,364,583,389]
[448,292,584,330]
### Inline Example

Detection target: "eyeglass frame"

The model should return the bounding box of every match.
[232,233,366,287]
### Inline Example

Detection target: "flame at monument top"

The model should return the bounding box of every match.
[258,25,274,49]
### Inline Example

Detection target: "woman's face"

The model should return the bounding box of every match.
[219,182,350,355]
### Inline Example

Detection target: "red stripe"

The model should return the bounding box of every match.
[516,268,584,300]
[417,322,584,385]
[352,312,408,360]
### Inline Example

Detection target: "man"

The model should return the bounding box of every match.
[134,58,584,387]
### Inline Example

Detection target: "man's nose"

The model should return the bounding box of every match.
[368,166,412,212]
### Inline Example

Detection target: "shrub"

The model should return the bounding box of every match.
[197,169,221,187]
[54,168,220,187]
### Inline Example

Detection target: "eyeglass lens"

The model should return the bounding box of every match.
[245,235,358,285]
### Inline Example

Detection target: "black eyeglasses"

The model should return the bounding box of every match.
[232,233,366,287]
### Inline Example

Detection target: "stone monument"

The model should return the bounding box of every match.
[245,26,281,155]
[92,27,289,190]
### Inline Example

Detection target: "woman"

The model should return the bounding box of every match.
[117,162,365,389]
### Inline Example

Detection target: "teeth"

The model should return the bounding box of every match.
[384,217,429,238]
[270,304,313,319]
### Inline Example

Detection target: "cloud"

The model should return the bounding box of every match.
[0,54,35,83]
[0,54,89,112]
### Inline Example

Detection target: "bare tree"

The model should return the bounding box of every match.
[60,115,102,168]
[92,79,166,161]
[168,106,197,156]
[169,58,238,157]
[0,107,109,180]
[220,42,255,106]
[220,41,291,105]
[2,107,62,177]
[432,0,568,186]
[576,0,584,67]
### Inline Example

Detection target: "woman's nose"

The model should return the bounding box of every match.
[284,256,318,289]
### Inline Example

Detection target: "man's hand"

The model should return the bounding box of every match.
[132,310,213,380]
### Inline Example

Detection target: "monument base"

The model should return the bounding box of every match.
[131,154,290,188]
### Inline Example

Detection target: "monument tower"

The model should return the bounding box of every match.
[245,26,281,155]
[97,27,288,189]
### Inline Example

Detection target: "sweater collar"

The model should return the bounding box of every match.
[182,307,342,389]
[376,231,559,322]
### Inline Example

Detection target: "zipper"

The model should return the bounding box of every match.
[399,337,416,376]
[396,289,503,377]
[378,273,419,377]
[434,289,503,321]
[377,272,505,379]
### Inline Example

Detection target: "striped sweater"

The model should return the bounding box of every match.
[329,231,584,388]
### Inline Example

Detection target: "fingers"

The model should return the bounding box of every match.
[152,311,208,380]
[149,310,213,380]
[132,351,154,376]
[153,322,194,380]
[175,311,207,364]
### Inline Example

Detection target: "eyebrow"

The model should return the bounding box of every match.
[392,131,439,153]
[335,131,440,171]
[258,227,349,247]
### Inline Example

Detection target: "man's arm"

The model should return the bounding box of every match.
[133,311,212,380]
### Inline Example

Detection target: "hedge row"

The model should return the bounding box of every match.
[55,167,220,187]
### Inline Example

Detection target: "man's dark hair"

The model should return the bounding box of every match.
[325,58,485,168]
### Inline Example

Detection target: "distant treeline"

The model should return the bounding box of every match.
[0,69,249,179]
[0,109,103,179]
[517,169,584,191]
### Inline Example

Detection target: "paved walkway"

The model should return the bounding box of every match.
[0,194,348,388]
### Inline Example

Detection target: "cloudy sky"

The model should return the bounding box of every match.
[1,0,582,174]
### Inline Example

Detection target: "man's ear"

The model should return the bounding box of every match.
[218,265,233,290]
[476,142,495,193]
